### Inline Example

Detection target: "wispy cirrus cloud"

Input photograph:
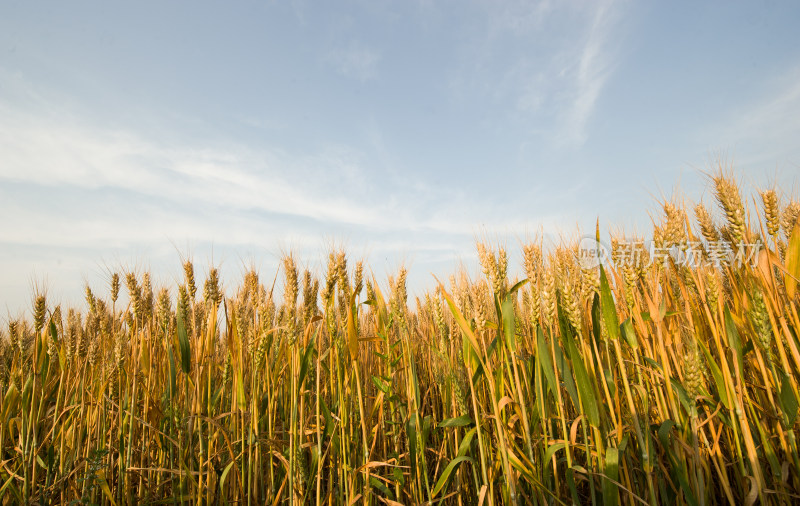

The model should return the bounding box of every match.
[483,0,555,36]
[0,109,386,231]
[0,87,564,248]
[555,0,621,147]
[325,40,382,81]
[704,67,800,171]
[452,0,626,148]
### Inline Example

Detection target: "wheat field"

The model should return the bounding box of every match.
[1,171,800,505]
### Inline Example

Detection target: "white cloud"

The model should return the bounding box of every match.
[454,0,625,148]
[326,41,381,81]
[484,0,554,36]
[0,105,387,229]
[555,0,620,147]
[0,93,560,249]
[706,68,800,170]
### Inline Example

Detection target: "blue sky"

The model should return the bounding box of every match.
[2,0,800,314]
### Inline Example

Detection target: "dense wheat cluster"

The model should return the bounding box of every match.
[2,171,800,505]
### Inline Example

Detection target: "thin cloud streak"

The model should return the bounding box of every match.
[452,0,625,148]
[556,0,621,147]
[711,69,800,168]
[326,40,382,81]
[0,99,566,250]
[0,107,391,230]
[484,0,554,36]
